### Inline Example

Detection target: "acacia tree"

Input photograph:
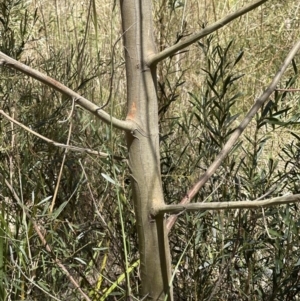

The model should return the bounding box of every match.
[1,0,300,300]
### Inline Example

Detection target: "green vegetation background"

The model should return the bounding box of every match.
[0,0,300,300]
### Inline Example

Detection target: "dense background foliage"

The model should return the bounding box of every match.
[0,0,300,300]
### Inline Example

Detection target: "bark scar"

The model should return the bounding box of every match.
[127,101,137,120]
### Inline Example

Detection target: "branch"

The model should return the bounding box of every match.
[153,194,300,217]
[146,0,269,66]
[166,39,300,232]
[275,88,300,92]
[0,110,125,161]
[0,51,134,132]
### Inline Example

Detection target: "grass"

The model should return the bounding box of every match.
[0,0,300,300]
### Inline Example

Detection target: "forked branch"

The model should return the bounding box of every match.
[146,0,269,66]
[166,39,300,232]
[0,51,134,132]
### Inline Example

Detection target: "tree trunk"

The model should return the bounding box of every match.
[120,1,172,300]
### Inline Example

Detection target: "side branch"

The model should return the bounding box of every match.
[275,88,300,92]
[0,110,125,160]
[153,194,300,216]
[0,51,134,132]
[146,0,268,66]
[166,39,300,232]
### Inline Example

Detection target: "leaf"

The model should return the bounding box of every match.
[271,108,291,118]
[223,241,233,249]
[225,113,240,127]
[52,201,68,220]
[224,40,233,57]
[207,80,219,98]
[263,117,286,126]
[291,132,300,141]
[228,74,244,84]
[37,280,50,292]
[74,257,87,265]
[37,195,52,206]
[101,173,116,185]
[261,99,274,118]
[292,59,298,74]
[268,229,282,238]
[233,50,244,66]
[197,41,206,51]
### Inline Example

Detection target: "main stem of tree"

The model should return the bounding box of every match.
[121,1,172,300]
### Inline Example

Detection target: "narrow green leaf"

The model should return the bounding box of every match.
[101,173,116,185]
[233,50,244,66]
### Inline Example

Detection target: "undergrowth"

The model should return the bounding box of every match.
[0,0,300,300]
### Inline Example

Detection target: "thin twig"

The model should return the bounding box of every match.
[275,88,300,92]
[0,109,125,160]
[100,35,122,110]
[78,159,108,227]
[261,207,276,240]
[58,97,76,123]
[49,99,74,213]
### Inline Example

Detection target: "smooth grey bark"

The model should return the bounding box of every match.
[120,1,172,300]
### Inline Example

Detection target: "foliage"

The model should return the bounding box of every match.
[0,0,300,300]
[164,36,300,301]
